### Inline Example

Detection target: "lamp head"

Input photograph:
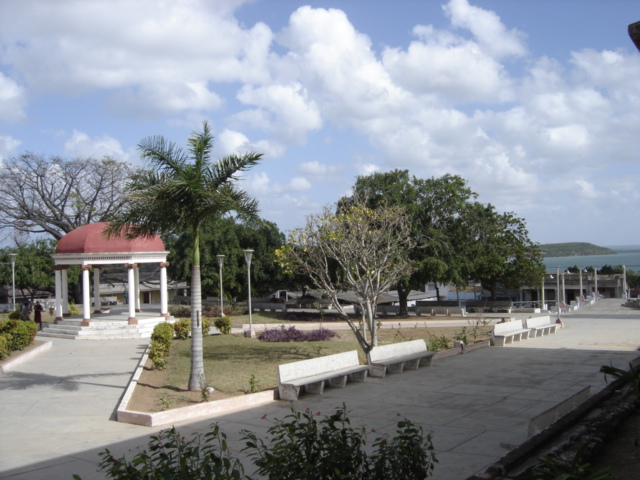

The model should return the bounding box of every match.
[243,249,254,265]
[630,21,640,53]
[216,254,224,266]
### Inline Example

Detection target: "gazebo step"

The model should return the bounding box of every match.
[40,315,174,340]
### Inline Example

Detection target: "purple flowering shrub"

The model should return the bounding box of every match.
[258,326,338,343]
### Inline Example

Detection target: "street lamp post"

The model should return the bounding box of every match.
[216,255,225,316]
[9,253,16,311]
[555,266,562,325]
[243,249,254,337]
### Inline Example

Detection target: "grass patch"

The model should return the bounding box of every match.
[168,334,360,394]
[129,323,492,413]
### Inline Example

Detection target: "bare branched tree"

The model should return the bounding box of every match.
[0,153,137,240]
[277,199,415,354]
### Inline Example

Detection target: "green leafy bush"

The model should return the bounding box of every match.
[173,319,191,340]
[169,304,190,317]
[0,334,11,360]
[149,322,174,370]
[148,342,169,370]
[214,316,232,335]
[202,316,212,336]
[8,310,20,320]
[80,404,437,480]
[0,319,37,351]
[244,404,437,480]
[151,322,174,348]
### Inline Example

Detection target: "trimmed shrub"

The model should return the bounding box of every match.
[1,319,37,351]
[169,304,191,318]
[258,326,338,343]
[173,319,191,340]
[0,334,11,360]
[8,310,20,320]
[214,316,232,335]
[151,322,174,348]
[149,322,174,370]
[148,342,169,370]
[202,316,212,336]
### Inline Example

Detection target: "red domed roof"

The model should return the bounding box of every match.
[55,223,165,254]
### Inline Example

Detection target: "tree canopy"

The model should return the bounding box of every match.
[277,199,414,353]
[346,170,476,312]
[0,153,137,241]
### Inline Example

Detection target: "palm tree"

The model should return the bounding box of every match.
[108,122,262,390]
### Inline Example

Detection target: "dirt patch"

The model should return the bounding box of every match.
[127,361,242,413]
[590,408,640,479]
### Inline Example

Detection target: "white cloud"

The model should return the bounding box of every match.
[235,83,322,143]
[0,135,22,161]
[382,25,514,104]
[573,179,600,199]
[0,0,271,117]
[298,160,343,176]
[63,129,129,161]
[289,176,311,192]
[0,73,27,122]
[443,0,527,59]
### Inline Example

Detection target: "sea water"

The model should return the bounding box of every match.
[541,245,640,272]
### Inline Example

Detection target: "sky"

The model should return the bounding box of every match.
[1,0,640,247]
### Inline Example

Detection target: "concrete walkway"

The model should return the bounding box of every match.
[1,299,639,479]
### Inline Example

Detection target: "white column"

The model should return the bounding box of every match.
[81,266,91,326]
[127,264,137,324]
[160,262,169,318]
[54,268,63,323]
[62,269,69,315]
[134,266,141,312]
[93,268,101,313]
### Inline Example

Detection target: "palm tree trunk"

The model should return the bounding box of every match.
[188,229,205,391]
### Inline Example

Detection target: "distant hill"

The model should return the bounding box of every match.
[539,242,616,257]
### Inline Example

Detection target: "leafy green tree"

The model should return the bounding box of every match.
[0,240,60,302]
[462,203,545,300]
[108,122,262,391]
[165,217,287,302]
[346,170,476,314]
[277,199,414,352]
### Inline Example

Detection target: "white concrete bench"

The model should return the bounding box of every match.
[415,306,466,317]
[492,319,531,346]
[525,316,558,337]
[367,339,435,378]
[376,305,400,316]
[252,302,287,313]
[277,351,368,401]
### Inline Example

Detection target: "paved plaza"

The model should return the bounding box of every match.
[1,298,639,479]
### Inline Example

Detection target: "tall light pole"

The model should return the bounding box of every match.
[216,254,225,316]
[243,249,254,337]
[555,266,562,324]
[9,253,16,311]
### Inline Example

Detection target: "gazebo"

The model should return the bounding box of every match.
[52,222,170,326]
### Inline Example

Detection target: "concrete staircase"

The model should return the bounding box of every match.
[38,315,176,340]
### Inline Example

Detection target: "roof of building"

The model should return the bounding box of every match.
[55,222,165,254]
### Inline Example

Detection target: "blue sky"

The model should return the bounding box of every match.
[1,0,640,246]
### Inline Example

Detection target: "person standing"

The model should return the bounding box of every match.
[20,299,32,321]
[34,301,43,330]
